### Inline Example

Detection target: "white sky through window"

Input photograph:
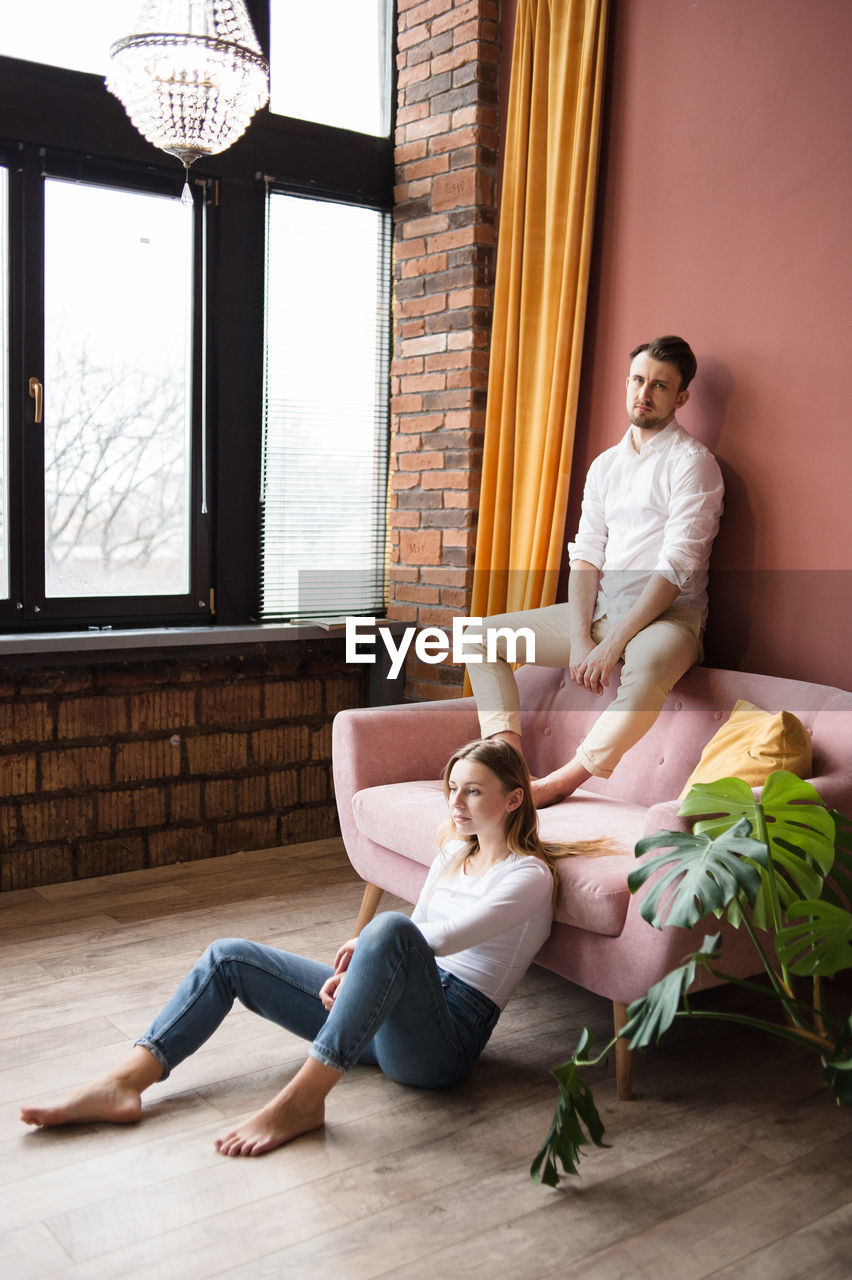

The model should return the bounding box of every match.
[0,2,390,137]
[0,1,143,74]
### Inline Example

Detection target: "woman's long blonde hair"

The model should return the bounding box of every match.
[436,739,611,903]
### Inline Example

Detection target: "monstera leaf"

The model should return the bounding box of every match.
[822,811,852,912]
[775,899,852,978]
[618,935,722,1048]
[530,1028,608,1185]
[677,772,836,929]
[630,821,768,929]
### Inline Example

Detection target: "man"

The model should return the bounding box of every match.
[464,335,724,806]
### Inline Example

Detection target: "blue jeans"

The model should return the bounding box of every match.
[136,912,500,1089]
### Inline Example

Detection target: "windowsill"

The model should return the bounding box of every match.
[0,619,406,659]
[0,620,410,705]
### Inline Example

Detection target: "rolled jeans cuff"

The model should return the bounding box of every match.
[308,1044,349,1072]
[134,1036,171,1080]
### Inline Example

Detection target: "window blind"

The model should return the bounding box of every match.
[259,191,391,620]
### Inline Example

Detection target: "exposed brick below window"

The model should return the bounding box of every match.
[0,644,370,890]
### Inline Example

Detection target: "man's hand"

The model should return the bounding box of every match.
[570,634,622,695]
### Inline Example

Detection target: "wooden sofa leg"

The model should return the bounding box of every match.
[355,883,384,934]
[613,1001,635,1101]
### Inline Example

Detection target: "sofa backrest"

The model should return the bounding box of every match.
[515,664,852,810]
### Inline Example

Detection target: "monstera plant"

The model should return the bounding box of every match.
[531,771,852,1187]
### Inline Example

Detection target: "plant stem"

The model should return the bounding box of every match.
[751,800,793,991]
[813,975,828,1040]
[571,1035,618,1071]
[703,964,847,1033]
[738,906,806,1028]
[674,1008,832,1053]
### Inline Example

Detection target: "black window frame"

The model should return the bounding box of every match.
[0,0,395,633]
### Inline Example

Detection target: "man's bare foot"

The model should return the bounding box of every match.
[215,1092,325,1157]
[530,759,594,808]
[20,1079,143,1129]
[530,775,567,808]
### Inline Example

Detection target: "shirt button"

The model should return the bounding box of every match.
[544,727,552,736]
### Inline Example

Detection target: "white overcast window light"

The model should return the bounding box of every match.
[269,0,391,137]
[0,1,143,75]
[43,178,193,599]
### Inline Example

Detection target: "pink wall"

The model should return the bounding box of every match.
[568,0,852,690]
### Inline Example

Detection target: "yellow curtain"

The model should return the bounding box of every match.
[470,0,609,622]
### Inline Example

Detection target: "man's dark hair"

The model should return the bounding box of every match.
[629,335,697,390]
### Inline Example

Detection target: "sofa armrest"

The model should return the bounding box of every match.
[641,771,852,844]
[807,773,852,819]
[640,799,693,841]
[332,697,482,802]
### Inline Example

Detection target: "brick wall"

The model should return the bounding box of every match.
[0,5,504,888]
[0,643,368,890]
[389,0,501,701]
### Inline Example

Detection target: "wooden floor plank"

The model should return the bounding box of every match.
[706,1201,852,1280]
[2,841,849,1279]
[0,1222,73,1280]
[550,1132,852,1280]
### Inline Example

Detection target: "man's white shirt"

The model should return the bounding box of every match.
[567,420,724,628]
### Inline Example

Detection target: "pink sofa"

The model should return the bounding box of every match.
[332,664,852,1097]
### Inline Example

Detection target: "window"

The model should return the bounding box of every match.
[0,1,143,76]
[0,0,394,632]
[260,193,391,619]
[43,178,195,601]
[0,154,209,627]
[269,0,393,137]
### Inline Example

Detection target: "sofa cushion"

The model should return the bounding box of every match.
[352,781,641,937]
[353,780,447,869]
[680,698,813,795]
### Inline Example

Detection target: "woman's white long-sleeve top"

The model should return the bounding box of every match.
[411,848,554,1009]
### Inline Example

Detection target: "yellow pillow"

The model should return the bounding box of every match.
[680,699,812,796]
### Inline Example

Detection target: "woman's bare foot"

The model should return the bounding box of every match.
[20,1046,162,1130]
[20,1078,143,1129]
[215,1091,325,1157]
[215,1056,341,1157]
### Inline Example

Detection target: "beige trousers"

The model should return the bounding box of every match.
[464,602,702,778]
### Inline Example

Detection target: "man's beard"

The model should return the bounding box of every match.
[629,408,669,431]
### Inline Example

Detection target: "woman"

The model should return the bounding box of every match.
[21,740,589,1157]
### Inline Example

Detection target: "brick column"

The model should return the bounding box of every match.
[389,0,501,700]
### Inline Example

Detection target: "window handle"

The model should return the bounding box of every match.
[28,376,43,424]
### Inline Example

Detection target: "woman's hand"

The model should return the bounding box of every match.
[332,937,359,974]
[320,936,359,1010]
[319,971,345,1011]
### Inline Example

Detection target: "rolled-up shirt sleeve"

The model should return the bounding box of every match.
[655,451,724,589]
[567,457,608,569]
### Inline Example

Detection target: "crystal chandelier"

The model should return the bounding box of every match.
[106,1,269,198]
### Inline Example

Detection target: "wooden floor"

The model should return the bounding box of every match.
[2,840,851,1279]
